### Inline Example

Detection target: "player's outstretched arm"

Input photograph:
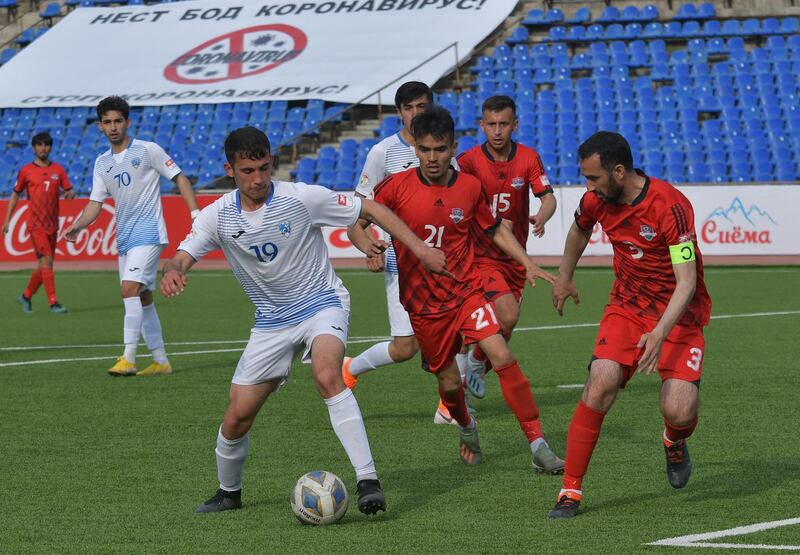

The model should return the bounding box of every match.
[553,221,591,316]
[530,193,557,237]
[492,220,556,287]
[161,250,196,298]
[173,173,200,218]
[63,200,104,242]
[2,191,20,234]
[359,199,451,277]
[349,192,386,271]
[636,258,697,375]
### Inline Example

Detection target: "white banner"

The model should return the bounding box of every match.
[524,184,800,257]
[0,0,515,108]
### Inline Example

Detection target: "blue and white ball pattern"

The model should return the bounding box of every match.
[290,471,349,525]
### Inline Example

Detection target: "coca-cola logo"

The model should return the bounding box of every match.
[4,203,118,257]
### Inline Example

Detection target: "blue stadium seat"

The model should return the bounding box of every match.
[740,19,761,36]
[597,5,620,23]
[0,47,15,65]
[567,7,591,24]
[40,2,61,22]
[663,21,682,38]
[545,8,563,23]
[522,8,544,25]
[547,26,566,42]
[721,20,740,36]
[586,24,604,40]
[620,6,639,22]
[566,25,586,41]
[698,2,716,19]
[640,4,659,21]
[681,21,701,38]
[762,18,780,35]
[606,24,624,39]
[780,17,799,34]
[674,3,697,20]
[507,27,529,44]
[643,22,664,38]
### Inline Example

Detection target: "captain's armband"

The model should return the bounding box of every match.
[669,241,695,264]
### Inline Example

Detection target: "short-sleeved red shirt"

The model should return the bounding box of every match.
[374,167,500,316]
[14,161,73,231]
[458,141,552,264]
[574,171,712,328]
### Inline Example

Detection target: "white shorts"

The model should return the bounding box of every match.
[384,271,413,337]
[232,307,350,386]
[118,244,164,291]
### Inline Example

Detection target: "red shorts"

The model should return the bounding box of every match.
[476,258,525,302]
[592,306,705,387]
[30,229,57,258]
[410,292,501,374]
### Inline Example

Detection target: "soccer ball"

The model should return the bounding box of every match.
[290,471,349,525]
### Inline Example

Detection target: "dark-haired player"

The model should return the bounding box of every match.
[548,131,712,518]
[64,95,199,376]
[364,108,564,472]
[457,95,557,399]
[160,126,448,515]
[3,132,75,313]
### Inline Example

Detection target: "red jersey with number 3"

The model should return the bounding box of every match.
[374,167,500,315]
[457,142,552,263]
[574,172,711,327]
[14,161,73,231]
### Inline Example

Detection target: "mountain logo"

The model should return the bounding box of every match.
[702,197,776,245]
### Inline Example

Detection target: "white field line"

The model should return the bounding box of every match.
[646,517,800,550]
[1,310,798,369]
[556,384,585,389]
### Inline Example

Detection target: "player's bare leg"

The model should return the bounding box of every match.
[313,334,385,515]
[477,333,563,473]
[549,359,624,518]
[343,334,418,389]
[660,379,699,489]
[196,380,278,513]
[466,293,519,398]
[436,361,480,464]
[136,289,172,376]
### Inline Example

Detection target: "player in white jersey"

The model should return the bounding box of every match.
[160,127,448,514]
[64,96,199,377]
[343,82,466,424]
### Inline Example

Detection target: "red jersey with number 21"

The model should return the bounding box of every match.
[575,172,711,328]
[373,167,500,316]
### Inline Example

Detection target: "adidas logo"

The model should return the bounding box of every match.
[434,199,444,207]
[621,219,632,228]
[598,337,607,345]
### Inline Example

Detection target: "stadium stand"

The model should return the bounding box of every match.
[1,1,799,193]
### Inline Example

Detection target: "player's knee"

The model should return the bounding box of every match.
[661,403,696,427]
[498,307,520,333]
[390,337,418,362]
[314,367,345,397]
[222,411,254,438]
[439,377,462,398]
[487,345,515,369]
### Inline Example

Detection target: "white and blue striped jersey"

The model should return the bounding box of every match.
[355,133,418,274]
[90,139,181,256]
[178,182,362,330]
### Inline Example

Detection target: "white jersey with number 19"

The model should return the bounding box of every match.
[178,182,362,330]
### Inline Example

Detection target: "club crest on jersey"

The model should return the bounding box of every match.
[511,177,525,190]
[639,225,657,241]
[449,208,464,224]
[131,157,141,169]
[337,194,354,207]
[279,222,291,238]
[50,174,59,180]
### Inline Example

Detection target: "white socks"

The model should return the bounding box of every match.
[216,428,250,492]
[455,353,467,382]
[122,297,143,361]
[141,303,169,364]
[349,341,394,377]
[325,389,378,481]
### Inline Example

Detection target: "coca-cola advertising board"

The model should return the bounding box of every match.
[2,185,799,263]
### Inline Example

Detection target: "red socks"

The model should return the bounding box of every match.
[495,361,543,442]
[562,400,606,492]
[40,267,57,305]
[24,269,43,299]
[438,382,471,427]
[664,416,698,444]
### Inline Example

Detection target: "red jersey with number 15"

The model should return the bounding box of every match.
[574,171,711,328]
[373,167,500,316]
[458,141,552,263]
[14,161,73,231]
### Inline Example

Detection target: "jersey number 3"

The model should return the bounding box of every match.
[249,242,279,263]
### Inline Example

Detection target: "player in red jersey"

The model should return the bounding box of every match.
[363,107,564,472]
[548,132,712,519]
[457,95,557,399]
[3,132,75,313]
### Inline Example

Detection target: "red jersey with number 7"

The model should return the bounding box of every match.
[457,141,552,263]
[373,167,500,316]
[574,171,712,328]
[14,161,73,231]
